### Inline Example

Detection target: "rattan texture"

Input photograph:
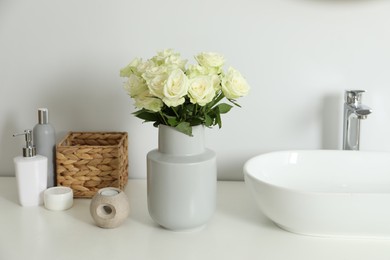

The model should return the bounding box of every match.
[56,132,128,198]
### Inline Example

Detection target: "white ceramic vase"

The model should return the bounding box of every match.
[147,124,217,231]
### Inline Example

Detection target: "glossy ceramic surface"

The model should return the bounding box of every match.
[244,150,390,239]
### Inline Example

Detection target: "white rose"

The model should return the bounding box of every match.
[148,75,168,99]
[142,66,168,99]
[211,74,221,91]
[186,64,209,78]
[142,64,166,82]
[123,74,148,97]
[162,69,188,107]
[188,76,216,106]
[187,64,221,92]
[195,52,225,71]
[153,49,175,65]
[120,58,142,77]
[136,59,155,75]
[134,90,163,112]
[164,54,187,70]
[152,49,185,68]
[221,67,250,99]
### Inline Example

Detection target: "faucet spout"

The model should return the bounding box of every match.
[354,105,372,119]
[342,90,372,150]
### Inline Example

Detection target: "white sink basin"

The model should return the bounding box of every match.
[244,150,390,239]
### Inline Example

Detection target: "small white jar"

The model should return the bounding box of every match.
[44,186,73,211]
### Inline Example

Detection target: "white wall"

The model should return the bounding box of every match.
[1,0,390,180]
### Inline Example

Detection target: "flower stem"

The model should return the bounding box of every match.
[172,107,180,119]
[159,111,168,125]
[210,92,225,109]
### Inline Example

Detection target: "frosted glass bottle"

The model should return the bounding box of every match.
[13,130,48,206]
[33,108,56,187]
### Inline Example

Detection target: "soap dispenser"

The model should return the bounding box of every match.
[13,129,48,206]
[33,108,56,187]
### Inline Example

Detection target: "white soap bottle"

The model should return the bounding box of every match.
[33,108,56,187]
[13,129,48,206]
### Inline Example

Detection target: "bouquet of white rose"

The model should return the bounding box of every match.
[120,49,250,136]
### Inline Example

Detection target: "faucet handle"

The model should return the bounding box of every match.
[345,90,366,105]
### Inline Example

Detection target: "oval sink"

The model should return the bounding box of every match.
[244,150,390,239]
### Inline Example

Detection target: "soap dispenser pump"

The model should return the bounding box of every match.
[13,129,47,206]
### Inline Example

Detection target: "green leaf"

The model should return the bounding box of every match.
[215,108,222,128]
[190,117,204,126]
[205,114,213,127]
[167,117,178,127]
[133,110,159,122]
[186,103,195,113]
[175,122,193,136]
[217,103,233,114]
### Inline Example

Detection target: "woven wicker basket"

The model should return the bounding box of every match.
[56,132,128,198]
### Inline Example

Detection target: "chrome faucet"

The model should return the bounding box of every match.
[343,90,372,150]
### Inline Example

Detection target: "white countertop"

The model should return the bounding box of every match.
[1,177,390,260]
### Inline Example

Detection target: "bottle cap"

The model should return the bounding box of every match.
[38,108,49,124]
